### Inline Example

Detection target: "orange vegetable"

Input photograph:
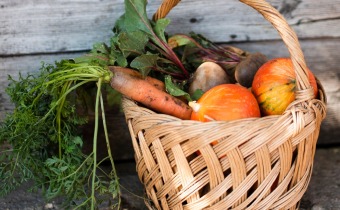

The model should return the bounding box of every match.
[189,84,261,156]
[190,84,261,122]
[110,72,192,120]
[109,66,166,92]
[252,58,318,116]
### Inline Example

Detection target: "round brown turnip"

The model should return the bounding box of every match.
[235,52,268,88]
[188,62,230,95]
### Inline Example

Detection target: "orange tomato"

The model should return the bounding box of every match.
[252,58,318,116]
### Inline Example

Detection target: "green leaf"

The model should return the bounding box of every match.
[152,19,171,43]
[191,89,205,101]
[0,153,6,162]
[130,53,159,78]
[92,43,110,55]
[74,43,110,66]
[59,166,68,172]
[164,75,192,101]
[45,157,59,166]
[118,31,149,57]
[117,54,128,67]
[189,32,211,48]
[124,0,152,35]
[71,136,83,147]
[73,53,109,66]
[124,0,167,48]
[113,14,126,35]
[50,168,61,175]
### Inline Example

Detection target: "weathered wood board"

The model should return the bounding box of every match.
[0,0,339,55]
[301,148,340,210]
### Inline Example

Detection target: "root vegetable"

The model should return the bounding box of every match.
[110,72,193,120]
[235,52,268,88]
[109,66,166,91]
[188,62,230,95]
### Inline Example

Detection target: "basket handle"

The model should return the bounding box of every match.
[153,0,312,94]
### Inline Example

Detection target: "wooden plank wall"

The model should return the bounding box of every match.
[1,0,340,159]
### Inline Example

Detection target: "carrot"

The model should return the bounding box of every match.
[110,72,193,120]
[109,66,166,92]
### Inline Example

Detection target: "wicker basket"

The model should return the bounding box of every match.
[121,0,327,209]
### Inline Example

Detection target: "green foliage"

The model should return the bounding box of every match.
[130,53,159,78]
[164,75,192,101]
[117,31,149,58]
[0,61,120,209]
[191,89,205,101]
[152,19,171,43]
[124,0,153,36]
[74,43,111,66]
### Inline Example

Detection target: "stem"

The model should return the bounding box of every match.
[148,42,173,60]
[44,74,100,85]
[49,66,102,76]
[39,80,96,124]
[43,152,94,184]
[57,81,72,159]
[91,77,103,210]
[160,40,190,78]
[202,57,239,65]
[172,34,215,56]
[99,94,121,203]
[128,0,189,78]
[157,57,176,65]
[99,94,115,172]
[119,184,151,201]
[212,44,243,61]
[0,153,20,194]
[182,48,202,62]
[151,67,186,78]
[73,197,92,210]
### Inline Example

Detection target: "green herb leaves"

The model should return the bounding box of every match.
[0,61,121,209]
[164,75,192,101]
[74,43,111,66]
[131,53,159,78]
[118,31,149,57]
[153,19,171,43]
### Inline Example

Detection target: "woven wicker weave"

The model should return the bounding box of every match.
[121,0,327,209]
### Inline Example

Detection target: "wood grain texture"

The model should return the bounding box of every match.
[0,0,339,55]
[301,148,340,210]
